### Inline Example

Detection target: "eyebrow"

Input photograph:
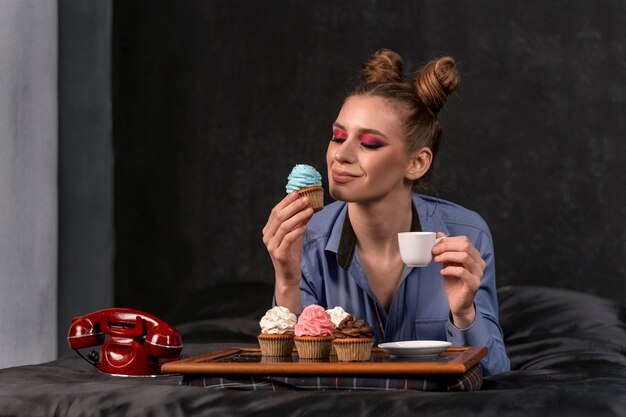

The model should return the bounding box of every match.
[332,122,389,139]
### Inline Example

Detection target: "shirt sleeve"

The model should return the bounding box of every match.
[445,228,511,376]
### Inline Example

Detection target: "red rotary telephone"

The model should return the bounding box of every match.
[67,308,183,376]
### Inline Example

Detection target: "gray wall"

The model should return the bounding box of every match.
[57,0,113,357]
[0,1,58,368]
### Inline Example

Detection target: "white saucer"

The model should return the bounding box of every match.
[378,340,452,357]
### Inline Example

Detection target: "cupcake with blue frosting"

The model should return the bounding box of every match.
[286,164,324,211]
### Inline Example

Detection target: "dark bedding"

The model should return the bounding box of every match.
[1,285,625,417]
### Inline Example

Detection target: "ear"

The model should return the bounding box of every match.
[405,147,433,181]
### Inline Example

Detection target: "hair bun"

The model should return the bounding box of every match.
[359,48,404,85]
[415,56,460,114]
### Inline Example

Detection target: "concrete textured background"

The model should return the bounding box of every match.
[0,0,58,368]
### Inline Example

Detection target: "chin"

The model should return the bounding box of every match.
[329,186,346,202]
[329,186,359,203]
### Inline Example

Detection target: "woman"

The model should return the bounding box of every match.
[262,49,510,375]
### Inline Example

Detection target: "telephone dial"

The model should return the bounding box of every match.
[67,308,183,376]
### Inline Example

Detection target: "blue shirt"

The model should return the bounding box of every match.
[299,194,510,376]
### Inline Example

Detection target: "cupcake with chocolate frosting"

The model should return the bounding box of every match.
[332,314,375,361]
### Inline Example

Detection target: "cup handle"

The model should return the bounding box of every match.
[435,236,446,244]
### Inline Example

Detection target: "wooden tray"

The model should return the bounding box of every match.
[162,346,487,376]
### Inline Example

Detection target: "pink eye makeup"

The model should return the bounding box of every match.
[332,128,348,140]
[330,128,348,144]
[359,134,386,149]
[329,125,387,149]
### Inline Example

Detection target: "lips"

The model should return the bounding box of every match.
[331,170,360,184]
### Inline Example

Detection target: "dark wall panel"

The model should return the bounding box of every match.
[113,1,626,322]
[58,0,113,356]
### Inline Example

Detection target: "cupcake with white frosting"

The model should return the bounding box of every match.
[258,306,297,356]
[326,306,350,356]
[326,306,350,327]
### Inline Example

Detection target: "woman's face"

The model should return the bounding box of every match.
[326,95,415,204]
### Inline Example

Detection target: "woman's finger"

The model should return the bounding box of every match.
[263,193,309,240]
[434,251,483,276]
[274,206,313,240]
[272,225,307,263]
[263,193,302,234]
[440,265,481,293]
[433,236,483,266]
[266,206,313,256]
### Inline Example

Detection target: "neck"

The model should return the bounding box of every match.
[348,191,413,256]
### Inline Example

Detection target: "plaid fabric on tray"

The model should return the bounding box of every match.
[181,364,483,391]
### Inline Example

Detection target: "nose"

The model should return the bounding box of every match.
[333,137,357,164]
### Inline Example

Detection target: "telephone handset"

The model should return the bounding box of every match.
[67,308,183,376]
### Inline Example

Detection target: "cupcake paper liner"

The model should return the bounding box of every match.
[294,336,333,359]
[332,338,374,361]
[257,333,295,357]
[330,344,337,356]
[297,186,324,212]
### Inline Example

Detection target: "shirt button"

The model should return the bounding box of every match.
[447,330,454,337]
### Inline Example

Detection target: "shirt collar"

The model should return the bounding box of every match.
[335,201,423,270]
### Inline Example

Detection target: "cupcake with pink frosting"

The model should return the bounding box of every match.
[294,304,335,359]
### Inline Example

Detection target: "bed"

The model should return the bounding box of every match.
[1,285,624,416]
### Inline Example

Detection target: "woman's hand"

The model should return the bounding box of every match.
[262,192,314,311]
[432,232,486,329]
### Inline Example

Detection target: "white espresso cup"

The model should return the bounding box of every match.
[397,232,445,267]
